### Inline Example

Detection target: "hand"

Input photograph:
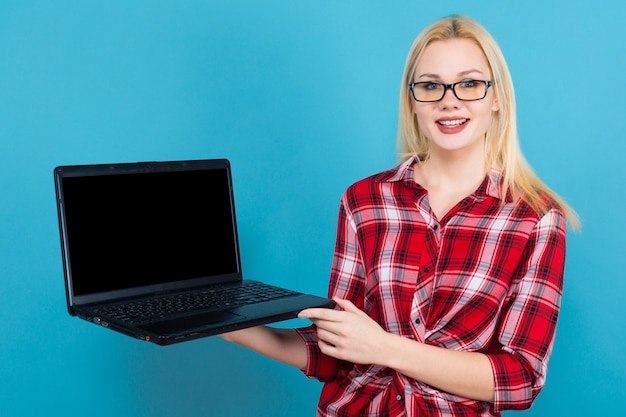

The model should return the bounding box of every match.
[298,297,389,365]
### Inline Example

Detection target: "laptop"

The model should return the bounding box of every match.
[54,158,335,345]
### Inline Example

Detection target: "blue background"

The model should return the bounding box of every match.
[1,1,624,415]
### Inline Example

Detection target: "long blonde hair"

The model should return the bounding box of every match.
[397,15,580,228]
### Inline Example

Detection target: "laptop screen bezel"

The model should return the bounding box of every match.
[54,159,243,314]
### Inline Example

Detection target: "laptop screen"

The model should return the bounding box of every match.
[57,162,240,298]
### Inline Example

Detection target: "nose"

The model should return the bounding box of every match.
[438,86,461,109]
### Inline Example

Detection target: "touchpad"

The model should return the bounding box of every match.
[140,311,245,335]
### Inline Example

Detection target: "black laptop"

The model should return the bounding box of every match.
[54,158,334,345]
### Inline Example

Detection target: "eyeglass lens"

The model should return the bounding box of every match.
[410,80,490,102]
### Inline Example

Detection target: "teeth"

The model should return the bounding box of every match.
[438,119,467,126]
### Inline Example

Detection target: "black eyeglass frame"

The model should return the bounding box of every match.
[408,80,494,102]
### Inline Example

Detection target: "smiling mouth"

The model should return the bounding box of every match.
[437,119,468,127]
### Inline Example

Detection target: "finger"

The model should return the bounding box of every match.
[310,317,343,334]
[318,338,339,358]
[316,327,341,347]
[298,307,343,321]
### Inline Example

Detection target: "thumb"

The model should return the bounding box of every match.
[332,297,361,313]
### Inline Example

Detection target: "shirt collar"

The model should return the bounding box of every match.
[379,156,507,202]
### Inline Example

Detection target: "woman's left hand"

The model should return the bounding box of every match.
[298,297,390,365]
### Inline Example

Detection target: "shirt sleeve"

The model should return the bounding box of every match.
[295,193,366,382]
[487,206,567,412]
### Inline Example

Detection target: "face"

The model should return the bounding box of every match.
[412,38,499,157]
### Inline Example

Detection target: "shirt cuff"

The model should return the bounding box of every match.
[487,351,541,412]
[296,324,352,382]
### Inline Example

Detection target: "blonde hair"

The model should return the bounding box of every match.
[397,15,580,228]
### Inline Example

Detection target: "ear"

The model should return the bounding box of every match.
[492,92,500,112]
[408,89,417,114]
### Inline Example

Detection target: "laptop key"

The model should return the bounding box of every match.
[96,282,299,325]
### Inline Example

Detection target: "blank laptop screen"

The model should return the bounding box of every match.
[60,168,239,296]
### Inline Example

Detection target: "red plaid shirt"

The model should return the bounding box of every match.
[297,158,567,416]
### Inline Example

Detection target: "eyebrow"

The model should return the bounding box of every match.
[416,69,485,80]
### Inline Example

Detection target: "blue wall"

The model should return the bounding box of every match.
[1,1,624,415]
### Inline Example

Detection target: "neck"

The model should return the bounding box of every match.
[417,144,487,193]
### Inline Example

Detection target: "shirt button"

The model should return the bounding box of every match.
[423,267,430,273]
[433,224,439,231]
[396,394,403,401]
[415,318,421,324]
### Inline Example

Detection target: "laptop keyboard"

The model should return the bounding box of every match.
[93,282,299,325]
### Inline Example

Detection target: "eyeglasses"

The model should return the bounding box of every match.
[408,80,494,102]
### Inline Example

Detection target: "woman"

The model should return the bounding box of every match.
[222,15,579,416]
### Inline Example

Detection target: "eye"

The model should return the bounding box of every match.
[459,80,478,88]
[423,82,441,91]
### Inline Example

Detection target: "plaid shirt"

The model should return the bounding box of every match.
[297,158,567,416]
